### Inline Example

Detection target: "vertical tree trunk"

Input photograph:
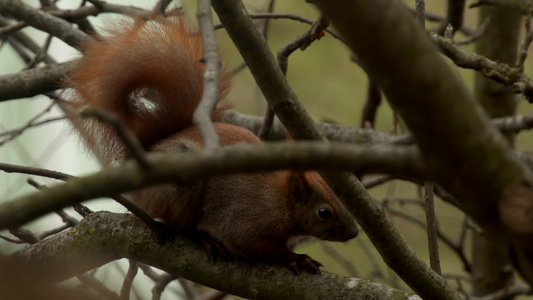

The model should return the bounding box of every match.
[471,6,521,297]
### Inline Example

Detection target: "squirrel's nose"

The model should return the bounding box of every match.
[344,222,359,240]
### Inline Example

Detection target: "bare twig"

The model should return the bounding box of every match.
[470,283,532,300]
[470,0,533,14]
[0,101,56,146]
[24,34,52,70]
[361,175,394,189]
[405,5,474,35]
[152,274,176,300]
[8,227,39,244]
[415,0,426,29]
[0,234,23,244]
[139,264,160,282]
[436,0,465,36]
[0,0,87,47]
[153,0,173,14]
[248,13,344,42]
[78,273,120,300]
[384,202,471,272]
[516,11,533,68]
[81,109,152,169]
[259,15,329,139]
[455,17,491,45]
[432,33,533,100]
[443,24,454,39]
[194,0,222,148]
[0,21,26,37]
[360,80,382,128]
[193,290,228,300]
[321,242,360,277]
[424,182,441,275]
[0,162,165,236]
[120,260,138,300]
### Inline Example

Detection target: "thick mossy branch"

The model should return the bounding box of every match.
[1,211,421,300]
[314,0,532,230]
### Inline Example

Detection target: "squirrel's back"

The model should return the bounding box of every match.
[66,16,229,164]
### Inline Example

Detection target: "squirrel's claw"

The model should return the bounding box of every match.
[287,253,323,275]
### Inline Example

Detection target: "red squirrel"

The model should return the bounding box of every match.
[65,15,358,273]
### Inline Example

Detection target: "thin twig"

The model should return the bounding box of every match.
[436,0,465,36]
[0,116,65,138]
[120,260,138,300]
[8,227,39,244]
[259,15,329,139]
[384,202,471,272]
[194,0,221,148]
[0,162,165,236]
[152,274,176,300]
[0,234,24,244]
[193,290,228,300]
[24,34,53,70]
[469,0,533,14]
[432,33,533,100]
[360,80,382,128]
[415,0,426,29]
[424,182,441,275]
[0,101,56,146]
[27,178,80,238]
[214,13,345,43]
[153,0,173,14]
[516,11,533,68]
[361,175,394,189]
[81,108,152,169]
[455,16,491,45]
[0,0,87,48]
[78,273,120,300]
[443,24,454,38]
[321,242,360,277]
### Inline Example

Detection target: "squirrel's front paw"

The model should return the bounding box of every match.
[199,232,235,263]
[286,253,323,275]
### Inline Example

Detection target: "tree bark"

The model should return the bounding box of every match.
[471,6,521,297]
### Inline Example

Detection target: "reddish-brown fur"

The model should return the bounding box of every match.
[66,15,358,273]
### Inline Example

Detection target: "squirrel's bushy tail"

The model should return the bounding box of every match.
[65,16,229,164]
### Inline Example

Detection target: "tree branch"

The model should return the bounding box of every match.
[470,0,533,14]
[0,0,87,48]
[1,211,421,299]
[0,142,426,229]
[0,60,78,102]
[432,34,533,100]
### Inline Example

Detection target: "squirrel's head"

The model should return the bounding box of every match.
[288,171,358,242]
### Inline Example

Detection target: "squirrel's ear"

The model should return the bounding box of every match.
[288,171,310,202]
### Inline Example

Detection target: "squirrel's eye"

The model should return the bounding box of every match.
[318,208,332,219]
